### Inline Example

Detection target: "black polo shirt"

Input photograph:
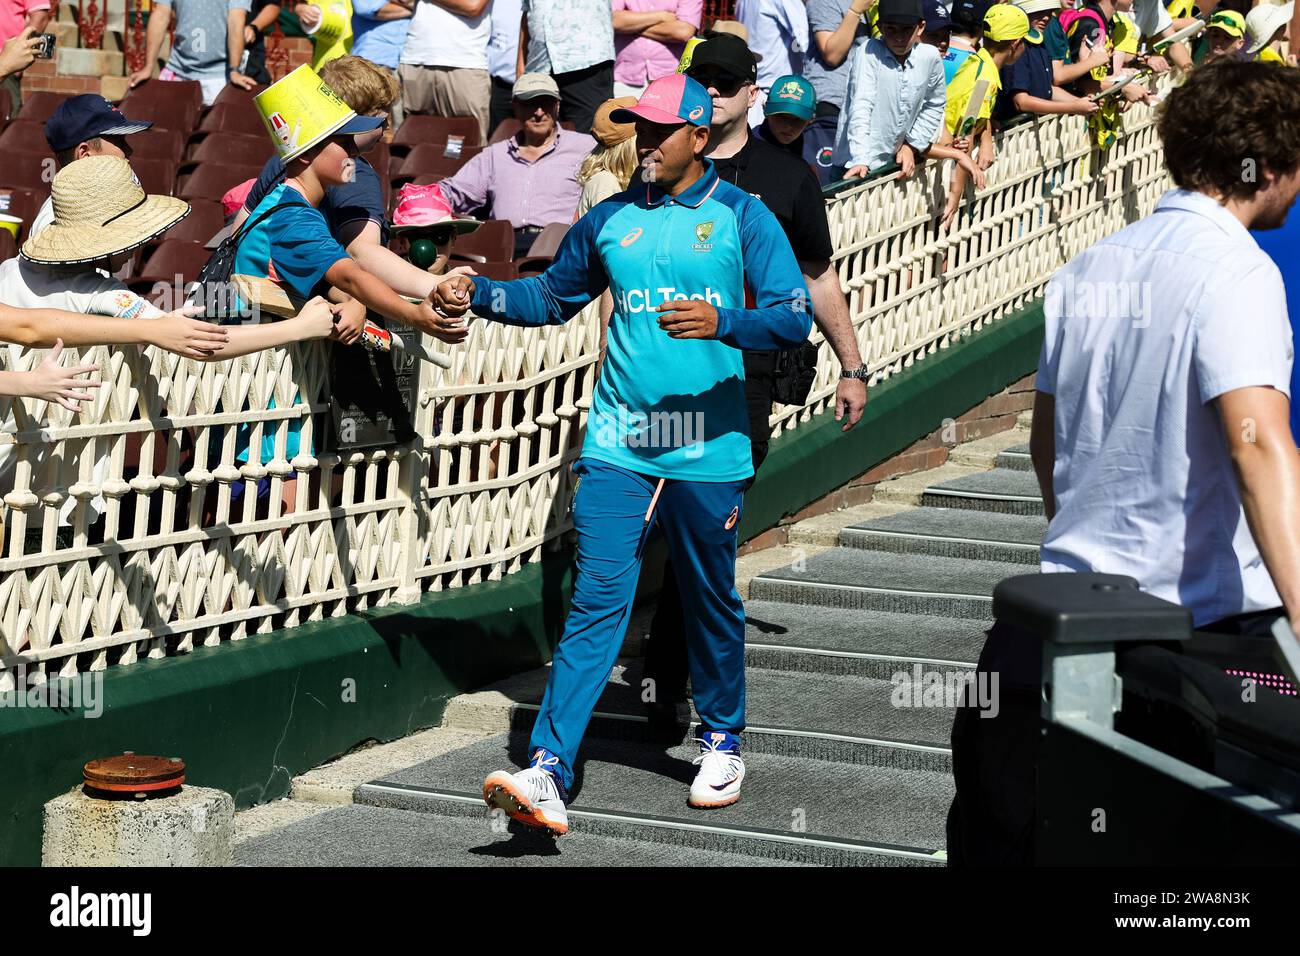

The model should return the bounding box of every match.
[709,133,834,458]
[709,134,835,265]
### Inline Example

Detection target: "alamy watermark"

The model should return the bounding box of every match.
[593,403,706,459]
[890,664,1000,718]
[1,665,103,718]
[1044,274,1153,329]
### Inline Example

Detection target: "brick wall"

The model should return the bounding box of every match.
[738,373,1038,555]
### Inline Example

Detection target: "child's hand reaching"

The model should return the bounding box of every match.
[24,340,102,412]
[298,296,341,339]
[329,298,367,344]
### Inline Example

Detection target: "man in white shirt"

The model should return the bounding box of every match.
[399,0,493,141]
[1032,58,1300,634]
[735,0,808,124]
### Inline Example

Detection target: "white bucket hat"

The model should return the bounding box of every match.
[1246,0,1293,55]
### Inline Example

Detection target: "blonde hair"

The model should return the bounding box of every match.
[577,137,639,190]
[318,56,400,115]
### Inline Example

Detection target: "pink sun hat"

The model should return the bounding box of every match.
[391,183,480,234]
[609,73,713,128]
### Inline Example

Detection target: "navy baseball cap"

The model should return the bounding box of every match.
[923,0,952,30]
[45,95,152,153]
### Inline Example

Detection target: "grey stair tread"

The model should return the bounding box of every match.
[235,803,803,867]
[754,547,1025,598]
[363,732,953,854]
[845,507,1047,546]
[745,601,987,663]
[483,657,957,746]
[1002,443,1030,456]
[925,468,1043,500]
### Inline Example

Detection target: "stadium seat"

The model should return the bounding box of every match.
[0,186,47,243]
[186,132,273,167]
[365,141,390,179]
[392,144,471,184]
[154,198,226,246]
[471,260,516,281]
[0,228,16,263]
[0,120,52,156]
[132,156,179,197]
[177,163,264,202]
[130,126,187,160]
[524,222,568,258]
[488,119,521,144]
[128,239,212,293]
[0,151,55,192]
[211,83,267,110]
[449,219,514,263]
[120,79,204,132]
[199,103,271,138]
[391,115,481,155]
[16,91,69,123]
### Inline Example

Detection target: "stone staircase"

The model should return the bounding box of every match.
[234,425,1048,866]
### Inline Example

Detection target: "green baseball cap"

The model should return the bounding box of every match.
[764,75,816,122]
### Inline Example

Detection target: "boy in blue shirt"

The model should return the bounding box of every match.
[434,74,812,834]
[996,0,1098,120]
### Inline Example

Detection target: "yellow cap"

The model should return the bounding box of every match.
[1207,9,1246,38]
[984,3,1033,41]
[254,64,358,164]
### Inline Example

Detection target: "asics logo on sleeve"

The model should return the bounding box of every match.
[616,287,723,313]
[620,227,643,247]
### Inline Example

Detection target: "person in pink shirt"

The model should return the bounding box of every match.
[611,0,701,98]
[0,0,50,111]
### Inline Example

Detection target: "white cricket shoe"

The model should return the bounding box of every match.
[688,732,745,808]
[483,749,569,835]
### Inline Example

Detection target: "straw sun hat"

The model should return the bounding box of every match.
[21,155,189,266]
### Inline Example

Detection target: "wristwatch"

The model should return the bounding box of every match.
[840,364,870,381]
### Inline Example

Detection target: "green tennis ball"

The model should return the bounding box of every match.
[408,237,438,269]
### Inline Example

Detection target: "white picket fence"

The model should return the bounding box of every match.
[0,94,1173,686]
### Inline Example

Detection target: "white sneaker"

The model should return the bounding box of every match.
[482,749,569,835]
[688,732,745,808]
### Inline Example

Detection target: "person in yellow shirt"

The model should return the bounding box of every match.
[939,4,1034,226]
[1202,8,1246,62]
[1246,2,1294,64]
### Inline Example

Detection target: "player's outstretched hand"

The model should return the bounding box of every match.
[656,299,718,339]
[433,274,474,319]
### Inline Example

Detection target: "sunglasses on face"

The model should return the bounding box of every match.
[689,70,745,95]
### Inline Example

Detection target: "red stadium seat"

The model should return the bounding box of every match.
[212,83,267,110]
[0,186,47,243]
[128,239,212,293]
[120,79,204,132]
[16,91,69,123]
[488,119,521,144]
[199,103,270,137]
[449,219,514,263]
[366,140,391,179]
[0,120,52,157]
[131,156,179,196]
[524,222,568,258]
[177,163,263,202]
[391,114,481,155]
[154,198,227,246]
[392,144,472,184]
[0,228,16,263]
[0,86,12,126]
[129,127,187,160]
[0,151,55,192]
[471,260,517,281]
[186,132,273,167]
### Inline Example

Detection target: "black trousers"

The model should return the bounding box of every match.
[554,60,613,136]
[642,351,776,703]
[489,75,514,139]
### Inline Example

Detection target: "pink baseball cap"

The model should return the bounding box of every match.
[391,183,480,234]
[609,74,713,127]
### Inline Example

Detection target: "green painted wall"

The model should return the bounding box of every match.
[0,301,1044,867]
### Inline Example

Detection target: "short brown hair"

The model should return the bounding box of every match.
[318,56,400,115]
[1158,58,1300,201]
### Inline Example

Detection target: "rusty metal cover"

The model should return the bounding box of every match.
[83,753,185,794]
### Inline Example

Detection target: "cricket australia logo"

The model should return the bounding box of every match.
[693,220,714,251]
[775,79,803,101]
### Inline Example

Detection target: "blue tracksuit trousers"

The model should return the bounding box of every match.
[530,457,748,791]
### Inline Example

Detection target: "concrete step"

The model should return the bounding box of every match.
[235,802,808,867]
[945,430,1032,470]
[995,442,1032,472]
[56,47,123,77]
[841,506,1045,565]
[869,462,984,508]
[750,547,1022,619]
[921,468,1044,516]
[354,732,950,865]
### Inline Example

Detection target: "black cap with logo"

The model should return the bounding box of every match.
[684,32,759,84]
[876,0,925,24]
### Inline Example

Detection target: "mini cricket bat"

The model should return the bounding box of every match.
[956,79,989,140]
[1152,18,1207,53]
[232,274,453,369]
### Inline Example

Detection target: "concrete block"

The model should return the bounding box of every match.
[43,785,234,867]
[100,74,131,101]
[56,47,124,77]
